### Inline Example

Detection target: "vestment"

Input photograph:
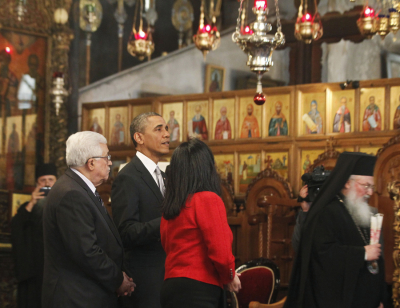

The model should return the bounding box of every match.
[168,118,180,141]
[160,191,235,307]
[192,114,208,139]
[111,155,165,308]
[215,117,232,139]
[111,121,125,145]
[42,169,124,308]
[306,110,322,134]
[11,199,45,308]
[240,115,260,138]
[285,152,386,308]
[268,114,288,136]
[363,104,382,131]
[333,106,351,132]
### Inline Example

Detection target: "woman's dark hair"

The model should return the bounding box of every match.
[162,138,221,220]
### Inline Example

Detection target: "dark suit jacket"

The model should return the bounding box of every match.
[112,155,166,308]
[42,168,124,308]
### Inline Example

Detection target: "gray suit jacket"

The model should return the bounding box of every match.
[42,168,124,308]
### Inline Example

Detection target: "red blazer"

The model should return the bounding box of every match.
[161,191,236,288]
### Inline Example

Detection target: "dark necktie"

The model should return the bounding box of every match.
[154,166,165,196]
[94,190,107,214]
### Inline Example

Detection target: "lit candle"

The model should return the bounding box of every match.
[254,0,267,10]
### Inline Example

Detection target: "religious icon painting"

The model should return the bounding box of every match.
[239,153,261,194]
[187,100,209,140]
[266,94,290,137]
[265,152,289,180]
[163,102,183,143]
[11,193,31,217]
[87,108,105,135]
[359,147,381,156]
[330,89,355,133]
[132,104,152,119]
[360,87,385,132]
[205,64,225,93]
[300,92,326,135]
[109,107,128,146]
[24,114,37,186]
[239,97,262,139]
[390,86,400,130]
[214,154,234,187]
[6,116,22,154]
[301,149,324,174]
[213,99,235,140]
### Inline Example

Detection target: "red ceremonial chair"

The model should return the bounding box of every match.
[229,258,280,308]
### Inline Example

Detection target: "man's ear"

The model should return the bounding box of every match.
[87,159,96,171]
[134,132,144,145]
[344,180,351,190]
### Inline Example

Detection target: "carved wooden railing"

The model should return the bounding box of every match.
[389,180,400,308]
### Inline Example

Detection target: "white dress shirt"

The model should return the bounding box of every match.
[136,151,161,185]
[70,168,96,195]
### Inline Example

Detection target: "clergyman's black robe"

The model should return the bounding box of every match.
[11,199,45,308]
[288,197,386,308]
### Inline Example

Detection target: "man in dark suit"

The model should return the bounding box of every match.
[42,131,135,308]
[112,112,170,308]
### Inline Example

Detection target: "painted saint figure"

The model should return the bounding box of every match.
[8,123,20,153]
[394,95,400,129]
[303,100,323,134]
[111,114,125,145]
[89,117,103,134]
[240,104,260,138]
[333,97,351,133]
[0,49,18,116]
[362,96,382,131]
[168,110,180,142]
[192,105,208,140]
[268,101,288,136]
[214,106,232,140]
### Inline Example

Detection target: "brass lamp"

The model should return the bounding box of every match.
[375,14,389,39]
[389,8,400,34]
[232,0,285,105]
[50,72,69,116]
[193,0,221,60]
[357,6,376,39]
[294,0,323,44]
[127,0,154,61]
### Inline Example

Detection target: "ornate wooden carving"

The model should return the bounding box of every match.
[388,181,400,308]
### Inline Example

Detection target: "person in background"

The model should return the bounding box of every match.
[291,184,311,253]
[160,138,241,308]
[11,163,57,308]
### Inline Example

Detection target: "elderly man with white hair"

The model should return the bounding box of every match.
[42,131,135,308]
[285,152,387,308]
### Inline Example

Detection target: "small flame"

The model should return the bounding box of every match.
[135,30,148,40]
[254,0,267,10]
[364,6,375,17]
[301,13,312,22]
[5,47,11,53]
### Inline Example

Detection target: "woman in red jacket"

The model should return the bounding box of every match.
[160,138,241,308]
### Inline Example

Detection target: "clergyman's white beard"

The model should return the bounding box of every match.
[344,187,372,228]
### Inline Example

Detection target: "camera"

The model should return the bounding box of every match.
[300,165,331,202]
[39,186,51,197]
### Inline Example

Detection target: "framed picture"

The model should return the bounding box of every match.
[87,108,105,135]
[109,107,128,146]
[391,86,400,130]
[11,193,31,217]
[239,152,261,194]
[266,94,290,137]
[132,104,152,119]
[187,100,209,140]
[299,91,326,135]
[205,64,225,93]
[301,149,323,174]
[214,154,234,188]
[239,97,262,139]
[386,53,400,78]
[162,102,183,142]
[265,152,289,179]
[360,87,385,132]
[213,99,235,140]
[329,89,355,134]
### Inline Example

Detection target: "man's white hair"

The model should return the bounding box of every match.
[66,131,107,167]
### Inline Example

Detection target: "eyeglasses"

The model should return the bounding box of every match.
[86,155,111,163]
[353,180,375,192]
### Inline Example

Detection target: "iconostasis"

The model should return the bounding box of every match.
[82,78,400,196]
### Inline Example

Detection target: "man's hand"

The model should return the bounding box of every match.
[116,272,136,297]
[365,244,381,261]
[299,185,311,212]
[25,186,45,212]
[378,302,383,308]
[225,273,241,293]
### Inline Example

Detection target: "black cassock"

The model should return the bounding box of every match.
[11,199,44,308]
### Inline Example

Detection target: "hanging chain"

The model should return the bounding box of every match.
[274,0,282,33]
[235,0,245,34]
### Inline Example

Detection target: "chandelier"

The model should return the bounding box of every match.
[127,0,154,61]
[232,0,285,105]
[193,0,221,60]
[294,0,323,43]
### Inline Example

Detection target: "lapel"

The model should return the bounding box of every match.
[65,169,123,247]
[132,156,163,203]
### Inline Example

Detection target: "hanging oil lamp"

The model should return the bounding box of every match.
[50,72,69,116]
[389,8,400,34]
[294,0,323,44]
[357,6,376,39]
[375,14,389,39]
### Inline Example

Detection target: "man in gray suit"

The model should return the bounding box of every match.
[112,112,170,308]
[42,131,135,308]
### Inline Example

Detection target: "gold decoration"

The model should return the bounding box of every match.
[294,0,323,44]
[357,16,376,39]
[390,10,400,34]
[79,0,103,32]
[375,15,389,39]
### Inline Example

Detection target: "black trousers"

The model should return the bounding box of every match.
[160,277,224,308]
[17,276,42,308]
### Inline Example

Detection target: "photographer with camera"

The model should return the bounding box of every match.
[11,163,57,308]
[292,166,331,253]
